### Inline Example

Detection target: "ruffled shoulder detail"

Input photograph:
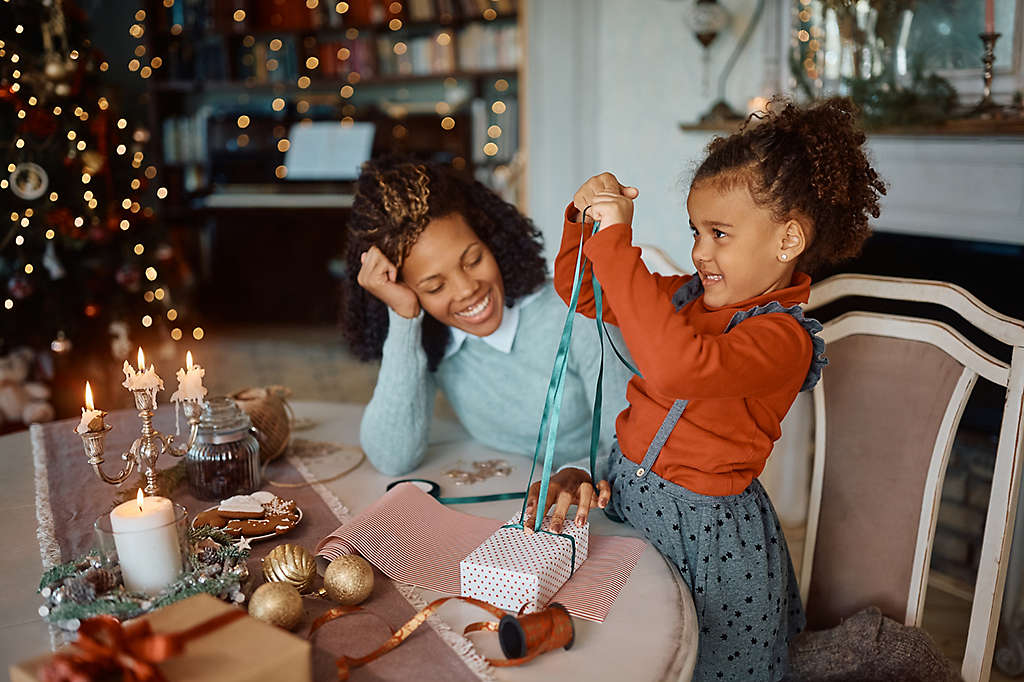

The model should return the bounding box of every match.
[724,302,828,392]
[671,276,703,311]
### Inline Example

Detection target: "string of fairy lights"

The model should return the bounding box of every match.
[794,0,824,88]
[126,8,187,343]
[3,0,511,346]
[175,0,513,178]
[1,0,204,345]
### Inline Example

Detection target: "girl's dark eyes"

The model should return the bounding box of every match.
[424,284,443,294]
[689,227,728,239]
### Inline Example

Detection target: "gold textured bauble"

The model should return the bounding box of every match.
[262,544,317,594]
[248,582,303,630]
[323,555,374,605]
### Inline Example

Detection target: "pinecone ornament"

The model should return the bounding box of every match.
[82,567,118,595]
[195,538,221,565]
[62,576,97,604]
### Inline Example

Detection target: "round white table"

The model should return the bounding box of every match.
[0,401,698,681]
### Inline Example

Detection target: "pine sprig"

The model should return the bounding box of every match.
[152,574,241,610]
[39,560,87,592]
[47,595,146,623]
[188,525,236,545]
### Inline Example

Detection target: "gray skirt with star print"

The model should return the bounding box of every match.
[606,445,805,682]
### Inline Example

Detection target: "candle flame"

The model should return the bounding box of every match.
[136,488,144,511]
[137,347,145,371]
[186,350,193,370]
[84,381,94,411]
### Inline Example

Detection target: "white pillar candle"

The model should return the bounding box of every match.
[109,490,182,594]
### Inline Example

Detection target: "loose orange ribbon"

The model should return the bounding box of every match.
[41,608,246,682]
[309,596,574,681]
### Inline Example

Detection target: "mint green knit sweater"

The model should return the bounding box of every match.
[359,284,632,477]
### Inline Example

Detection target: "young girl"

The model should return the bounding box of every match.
[341,156,632,477]
[527,98,885,681]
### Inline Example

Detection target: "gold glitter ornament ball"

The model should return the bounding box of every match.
[262,543,317,594]
[249,582,303,630]
[323,555,374,605]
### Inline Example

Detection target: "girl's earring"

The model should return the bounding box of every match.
[780,254,788,261]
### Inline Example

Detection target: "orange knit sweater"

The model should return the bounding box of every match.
[554,208,813,496]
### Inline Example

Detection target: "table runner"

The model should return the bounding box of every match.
[32,408,494,682]
[317,483,647,622]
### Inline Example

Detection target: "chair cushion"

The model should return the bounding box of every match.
[785,606,961,681]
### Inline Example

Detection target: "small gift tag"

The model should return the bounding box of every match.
[460,515,589,614]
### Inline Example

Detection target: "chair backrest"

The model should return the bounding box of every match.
[801,274,1024,682]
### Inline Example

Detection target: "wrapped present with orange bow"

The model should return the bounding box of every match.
[9,593,311,682]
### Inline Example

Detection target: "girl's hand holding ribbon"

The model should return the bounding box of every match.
[523,468,611,534]
[572,172,639,227]
[358,246,421,319]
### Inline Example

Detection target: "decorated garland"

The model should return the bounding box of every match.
[37,525,249,630]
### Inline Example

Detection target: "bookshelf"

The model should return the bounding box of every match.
[139,0,524,323]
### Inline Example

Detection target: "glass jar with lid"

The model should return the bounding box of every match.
[185,396,261,500]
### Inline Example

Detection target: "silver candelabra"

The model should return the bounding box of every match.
[76,390,203,495]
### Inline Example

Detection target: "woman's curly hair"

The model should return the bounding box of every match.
[692,97,886,275]
[340,156,547,371]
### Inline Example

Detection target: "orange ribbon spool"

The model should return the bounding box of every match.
[309,596,575,680]
[40,609,246,682]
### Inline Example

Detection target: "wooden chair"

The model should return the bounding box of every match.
[799,273,1024,682]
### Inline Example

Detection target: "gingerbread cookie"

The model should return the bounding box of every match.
[218,495,265,518]
[194,490,301,541]
[193,509,226,528]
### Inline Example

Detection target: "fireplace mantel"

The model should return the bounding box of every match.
[868,135,1024,246]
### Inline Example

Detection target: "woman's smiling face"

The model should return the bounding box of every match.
[400,212,506,336]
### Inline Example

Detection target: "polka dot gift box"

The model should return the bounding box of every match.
[460,515,589,613]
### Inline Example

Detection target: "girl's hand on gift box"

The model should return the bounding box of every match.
[358,246,421,319]
[571,172,639,226]
[523,468,611,535]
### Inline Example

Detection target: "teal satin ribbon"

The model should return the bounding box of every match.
[441,492,525,504]
[385,478,525,505]
[516,214,597,532]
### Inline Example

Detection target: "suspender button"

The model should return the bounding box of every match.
[636,468,645,477]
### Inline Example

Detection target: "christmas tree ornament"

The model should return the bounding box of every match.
[80,150,105,175]
[43,56,69,82]
[43,242,65,280]
[114,264,141,292]
[8,274,34,300]
[323,555,374,605]
[8,162,49,201]
[50,332,72,354]
[262,543,316,594]
[248,582,303,630]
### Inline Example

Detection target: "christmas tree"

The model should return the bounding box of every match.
[0,0,195,420]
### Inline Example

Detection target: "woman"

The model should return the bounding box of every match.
[341,157,631,525]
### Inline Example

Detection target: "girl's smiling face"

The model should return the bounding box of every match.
[686,180,806,309]
[400,212,506,336]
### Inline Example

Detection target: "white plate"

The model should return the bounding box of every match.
[191,504,303,543]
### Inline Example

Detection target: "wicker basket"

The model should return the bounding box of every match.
[231,386,292,463]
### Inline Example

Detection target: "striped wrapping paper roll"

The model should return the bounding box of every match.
[315,483,647,622]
